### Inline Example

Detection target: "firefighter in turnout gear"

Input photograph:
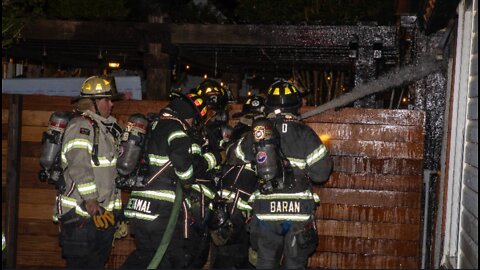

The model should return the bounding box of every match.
[55,76,124,269]
[208,95,266,269]
[187,79,233,268]
[121,92,223,269]
[230,79,333,269]
[230,95,266,143]
[193,79,231,150]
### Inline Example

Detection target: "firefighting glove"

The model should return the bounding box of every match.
[92,209,115,230]
[114,220,129,239]
[248,247,258,267]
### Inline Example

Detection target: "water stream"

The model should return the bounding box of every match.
[300,55,444,119]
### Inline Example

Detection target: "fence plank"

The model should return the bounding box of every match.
[331,157,423,175]
[324,172,422,192]
[326,140,424,159]
[17,234,65,269]
[309,123,424,143]
[308,252,419,269]
[315,204,420,224]
[19,203,55,220]
[316,220,420,241]
[314,187,421,208]
[302,107,425,126]
[316,236,419,257]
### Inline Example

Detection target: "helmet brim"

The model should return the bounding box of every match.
[71,93,124,103]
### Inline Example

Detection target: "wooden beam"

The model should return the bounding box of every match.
[170,24,397,47]
[21,20,398,48]
[5,95,22,268]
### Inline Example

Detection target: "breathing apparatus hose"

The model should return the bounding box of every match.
[147,181,183,269]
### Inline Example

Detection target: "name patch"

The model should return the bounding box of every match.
[270,200,301,213]
[127,198,152,213]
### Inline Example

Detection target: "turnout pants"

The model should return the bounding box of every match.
[210,227,251,269]
[59,211,115,269]
[121,214,190,269]
[210,211,252,269]
[249,218,318,269]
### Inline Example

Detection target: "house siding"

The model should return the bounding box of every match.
[458,0,478,268]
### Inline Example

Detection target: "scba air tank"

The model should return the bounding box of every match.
[117,113,149,176]
[252,117,282,182]
[39,111,72,183]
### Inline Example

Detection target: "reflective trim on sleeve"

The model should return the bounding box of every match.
[104,197,123,211]
[59,195,90,217]
[190,144,202,155]
[148,154,170,166]
[62,139,93,154]
[203,152,216,170]
[167,130,188,145]
[115,197,123,209]
[175,165,193,180]
[288,157,306,169]
[235,137,248,163]
[92,157,117,167]
[217,189,252,212]
[61,138,93,165]
[77,181,97,196]
[306,144,328,166]
[124,210,159,221]
[192,184,216,199]
[131,190,176,203]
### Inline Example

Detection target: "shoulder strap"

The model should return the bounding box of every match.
[91,122,100,166]
[145,160,172,186]
[80,113,100,166]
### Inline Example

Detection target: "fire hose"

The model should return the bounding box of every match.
[147,181,183,269]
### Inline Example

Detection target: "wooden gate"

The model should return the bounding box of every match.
[2,94,424,269]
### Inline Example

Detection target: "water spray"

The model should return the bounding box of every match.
[300,56,445,119]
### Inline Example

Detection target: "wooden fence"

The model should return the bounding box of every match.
[2,94,424,269]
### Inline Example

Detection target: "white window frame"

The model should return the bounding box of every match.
[442,0,475,268]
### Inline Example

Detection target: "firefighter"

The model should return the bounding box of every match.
[229,95,266,143]
[121,92,223,269]
[192,78,231,150]
[208,95,266,269]
[187,79,232,268]
[229,79,333,269]
[55,76,124,269]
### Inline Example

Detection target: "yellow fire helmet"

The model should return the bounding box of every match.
[72,76,124,102]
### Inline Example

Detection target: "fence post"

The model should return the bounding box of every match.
[5,94,22,268]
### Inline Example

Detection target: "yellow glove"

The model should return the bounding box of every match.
[92,210,115,230]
